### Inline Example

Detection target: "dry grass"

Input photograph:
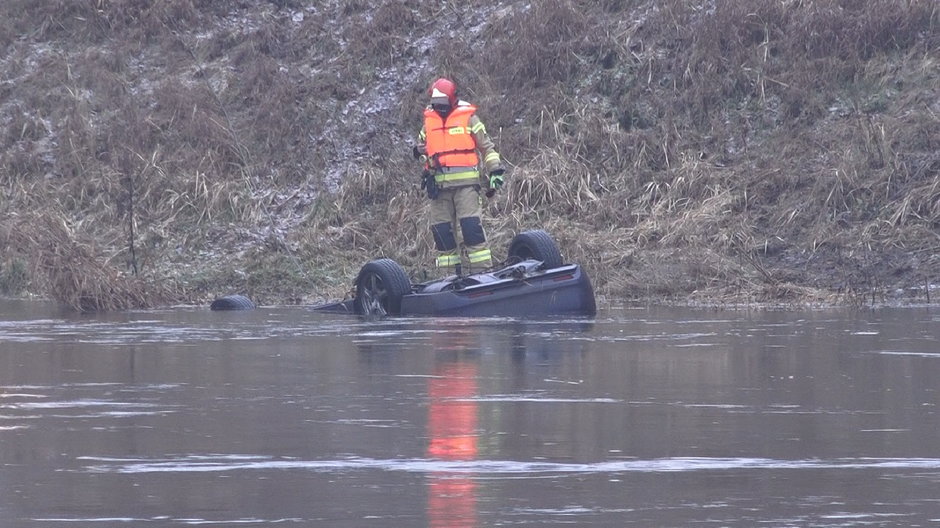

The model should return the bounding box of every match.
[0,212,180,311]
[1,0,937,309]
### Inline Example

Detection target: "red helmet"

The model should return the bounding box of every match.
[428,78,457,106]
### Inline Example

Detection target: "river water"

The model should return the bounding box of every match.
[0,298,938,527]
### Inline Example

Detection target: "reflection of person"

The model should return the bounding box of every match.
[414,77,505,276]
[427,361,479,460]
[426,360,480,528]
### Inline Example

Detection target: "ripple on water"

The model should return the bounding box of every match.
[77,454,940,475]
[32,517,307,524]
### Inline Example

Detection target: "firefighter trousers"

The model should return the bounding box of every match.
[429,186,492,275]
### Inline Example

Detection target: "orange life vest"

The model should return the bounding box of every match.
[423,104,479,171]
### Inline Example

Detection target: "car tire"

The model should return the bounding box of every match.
[507,230,564,269]
[210,294,256,311]
[354,258,411,316]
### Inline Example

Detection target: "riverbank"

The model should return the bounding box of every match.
[1,1,937,311]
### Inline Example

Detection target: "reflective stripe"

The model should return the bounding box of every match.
[437,165,477,173]
[484,152,500,164]
[470,121,485,134]
[436,253,461,267]
[435,170,478,183]
[467,248,492,264]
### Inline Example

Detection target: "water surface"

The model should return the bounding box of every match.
[1,299,938,526]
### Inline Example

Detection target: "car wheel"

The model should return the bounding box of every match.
[209,294,256,311]
[354,258,411,316]
[507,230,564,269]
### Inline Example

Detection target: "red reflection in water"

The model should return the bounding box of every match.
[427,360,479,528]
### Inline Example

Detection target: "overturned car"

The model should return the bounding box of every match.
[324,230,595,318]
[211,230,596,318]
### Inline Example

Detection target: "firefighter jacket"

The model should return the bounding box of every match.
[418,101,501,189]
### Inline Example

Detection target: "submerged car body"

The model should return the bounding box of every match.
[313,258,596,317]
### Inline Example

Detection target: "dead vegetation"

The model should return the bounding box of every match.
[0,212,180,310]
[1,0,937,310]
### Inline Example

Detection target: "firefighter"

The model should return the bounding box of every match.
[414,77,505,276]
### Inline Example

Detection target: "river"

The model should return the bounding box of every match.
[1,299,938,527]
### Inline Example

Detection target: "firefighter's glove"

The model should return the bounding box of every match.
[488,169,505,191]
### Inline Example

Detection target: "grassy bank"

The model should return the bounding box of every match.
[1,1,937,310]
